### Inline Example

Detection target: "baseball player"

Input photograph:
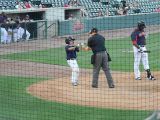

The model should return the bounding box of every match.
[65,36,79,86]
[131,21,155,80]
[7,25,12,43]
[0,23,8,44]
[13,21,30,42]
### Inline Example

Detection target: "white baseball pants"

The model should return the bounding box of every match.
[133,46,149,78]
[13,27,30,42]
[17,27,25,40]
[7,28,12,43]
[13,28,18,42]
[23,29,31,41]
[1,28,8,43]
[67,59,79,84]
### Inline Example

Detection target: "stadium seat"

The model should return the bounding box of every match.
[0,5,2,10]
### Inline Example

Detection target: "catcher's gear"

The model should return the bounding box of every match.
[65,36,75,44]
[137,21,146,31]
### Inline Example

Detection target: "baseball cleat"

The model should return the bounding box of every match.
[147,75,156,80]
[92,85,98,88]
[135,77,141,80]
[72,83,78,86]
[109,85,115,88]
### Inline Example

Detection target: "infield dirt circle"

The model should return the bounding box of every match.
[28,70,160,110]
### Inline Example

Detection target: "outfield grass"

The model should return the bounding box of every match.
[0,76,150,120]
[0,33,160,72]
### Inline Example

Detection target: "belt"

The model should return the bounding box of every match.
[139,45,145,47]
[95,51,106,54]
[67,58,76,60]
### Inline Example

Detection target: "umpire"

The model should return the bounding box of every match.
[87,28,115,88]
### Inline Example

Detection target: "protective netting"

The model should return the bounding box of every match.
[0,0,160,120]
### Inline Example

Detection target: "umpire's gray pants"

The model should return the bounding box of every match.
[92,51,114,87]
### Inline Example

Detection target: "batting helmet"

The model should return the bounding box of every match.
[137,21,146,30]
[65,36,75,44]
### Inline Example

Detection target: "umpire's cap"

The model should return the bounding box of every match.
[65,36,75,44]
[89,27,98,34]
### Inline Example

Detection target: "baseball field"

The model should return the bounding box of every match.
[0,27,160,120]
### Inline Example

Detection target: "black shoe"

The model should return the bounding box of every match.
[92,85,98,88]
[147,75,156,80]
[109,85,115,88]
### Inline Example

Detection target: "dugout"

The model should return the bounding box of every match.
[1,9,46,39]
[45,7,81,21]
[3,8,46,20]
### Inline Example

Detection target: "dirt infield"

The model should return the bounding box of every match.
[1,59,159,110]
[27,71,160,110]
[0,26,160,110]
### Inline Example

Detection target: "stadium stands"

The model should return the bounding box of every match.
[0,0,160,17]
[0,0,17,10]
[72,0,122,17]
[30,0,160,17]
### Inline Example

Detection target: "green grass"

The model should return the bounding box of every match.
[0,33,158,119]
[0,76,150,120]
[1,33,160,71]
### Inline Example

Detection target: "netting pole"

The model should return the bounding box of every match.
[45,20,47,39]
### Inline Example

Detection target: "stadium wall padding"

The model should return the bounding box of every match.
[58,12,160,36]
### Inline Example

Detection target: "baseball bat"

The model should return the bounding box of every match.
[139,50,150,53]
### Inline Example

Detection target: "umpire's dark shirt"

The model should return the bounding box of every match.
[88,34,106,54]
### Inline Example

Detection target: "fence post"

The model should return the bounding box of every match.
[45,20,47,39]
[0,25,1,43]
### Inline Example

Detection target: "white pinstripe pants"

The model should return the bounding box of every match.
[133,46,149,78]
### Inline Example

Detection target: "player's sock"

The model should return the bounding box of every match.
[146,69,151,78]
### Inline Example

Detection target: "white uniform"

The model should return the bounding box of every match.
[131,29,155,80]
[13,27,30,42]
[7,28,12,43]
[17,27,24,40]
[13,27,19,42]
[65,40,80,86]
[24,29,31,41]
[133,46,149,78]
[131,21,155,80]
[1,27,8,44]
[67,59,79,85]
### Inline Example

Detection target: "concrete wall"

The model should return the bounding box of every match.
[45,7,81,21]
[45,8,65,21]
